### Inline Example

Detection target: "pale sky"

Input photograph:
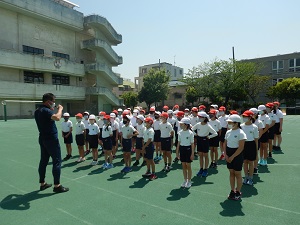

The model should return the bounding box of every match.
[74,0,300,81]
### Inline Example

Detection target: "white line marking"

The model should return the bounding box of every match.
[267,164,300,166]
[57,208,94,225]
[0,178,27,194]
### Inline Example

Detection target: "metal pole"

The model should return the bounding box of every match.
[2,101,7,122]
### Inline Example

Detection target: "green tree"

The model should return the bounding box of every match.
[185,86,198,105]
[121,91,138,109]
[268,77,300,105]
[138,69,170,109]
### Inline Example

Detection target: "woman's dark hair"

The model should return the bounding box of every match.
[42,93,55,102]
[203,117,209,123]
[235,122,242,129]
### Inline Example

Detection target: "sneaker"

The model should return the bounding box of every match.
[247,178,254,186]
[209,162,214,168]
[63,154,71,161]
[263,159,268,166]
[234,191,242,200]
[154,156,159,161]
[219,154,225,160]
[258,159,262,165]
[253,168,258,175]
[133,160,140,166]
[149,174,157,181]
[53,185,69,193]
[165,166,171,172]
[185,181,192,188]
[197,168,203,177]
[213,163,218,168]
[142,171,151,178]
[90,160,98,166]
[141,161,146,166]
[162,165,168,172]
[173,157,179,163]
[106,163,114,169]
[181,181,187,188]
[121,167,127,173]
[243,177,248,185]
[125,167,132,173]
[158,155,162,161]
[202,169,208,177]
[228,190,235,200]
[40,183,52,191]
[84,150,90,156]
[76,157,82,162]
[102,162,108,169]
[268,152,273,158]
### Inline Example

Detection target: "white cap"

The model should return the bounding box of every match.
[167,110,173,114]
[110,113,116,118]
[136,115,145,121]
[198,111,208,118]
[117,108,123,112]
[154,111,161,115]
[258,105,266,111]
[123,114,131,120]
[227,114,241,123]
[179,117,191,125]
[89,114,96,120]
[63,112,70,117]
[123,109,130,115]
[211,104,218,109]
[133,109,139,113]
[249,108,258,114]
[83,111,89,115]
[184,108,190,112]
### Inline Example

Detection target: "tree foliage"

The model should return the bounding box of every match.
[138,69,170,109]
[185,86,198,105]
[121,91,138,109]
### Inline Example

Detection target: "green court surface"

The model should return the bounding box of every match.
[1,116,300,225]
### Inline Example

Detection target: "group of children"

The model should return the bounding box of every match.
[60,101,284,200]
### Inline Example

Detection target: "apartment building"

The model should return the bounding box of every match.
[0,0,123,119]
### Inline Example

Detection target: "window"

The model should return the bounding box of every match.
[119,87,124,91]
[179,70,183,75]
[52,74,70,85]
[23,45,44,55]
[272,60,283,74]
[174,92,182,99]
[289,58,300,72]
[272,78,283,86]
[141,68,147,74]
[174,69,177,77]
[24,71,44,84]
[124,85,130,91]
[52,51,70,60]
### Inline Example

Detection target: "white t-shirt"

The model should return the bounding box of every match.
[143,127,154,142]
[241,123,259,141]
[274,109,284,123]
[111,120,119,131]
[176,119,182,132]
[131,116,137,127]
[137,123,145,138]
[208,119,222,132]
[153,119,161,130]
[83,119,90,129]
[225,129,247,148]
[102,125,113,138]
[97,119,104,129]
[219,115,229,128]
[178,129,194,146]
[192,122,218,139]
[268,112,276,124]
[75,121,85,135]
[61,120,73,132]
[121,124,136,139]
[258,114,271,127]
[254,119,264,130]
[190,116,199,126]
[88,123,100,135]
[167,117,176,126]
[159,122,173,138]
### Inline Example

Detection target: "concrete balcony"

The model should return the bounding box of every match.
[86,63,123,85]
[0,81,86,100]
[81,39,123,66]
[0,49,85,77]
[84,15,122,45]
[86,86,123,106]
[0,0,83,31]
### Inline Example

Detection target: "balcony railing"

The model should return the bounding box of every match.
[86,63,123,85]
[84,14,122,45]
[81,39,123,65]
[86,86,123,106]
[0,48,85,77]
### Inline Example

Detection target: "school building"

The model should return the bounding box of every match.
[0,0,123,119]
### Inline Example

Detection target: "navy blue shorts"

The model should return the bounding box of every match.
[161,137,172,151]
[259,131,268,143]
[179,145,192,163]
[209,135,219,147]
[102,137,112,150]
[76,134,84,146]
[220,127,227,142]
[226,147,243,171]
[144,143,154,159]
[99,128,103,141]
[85,129,89,142]
[196,136,209,153]
[136,137,143,149]
[111,130,117,146]
[274,123,281,135]
[122,138,132,152]
[154,130,161,142]
[268,126,275,140]
[88,135,98,149]
[63,132,73,144]
[243,141,257,161]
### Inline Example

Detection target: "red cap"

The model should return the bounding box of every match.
[209,109,217,114]
[176,111,185,117]
[266,102,274,108]
[199,105,206,110]
[273,101,280,106]
[191,107,198,112]
[219,106,226,111]
[103,115,111,120]
[230,110,238,115]
[163,105,169,110]
[140,110,145,114]
[174,104,179,108]
[150,106,155,112]
[160,112,168,119]
[112,110,118,114]
[99,111,106,116]
[75,113,83,118]
[242,110,254,117]
[144,117,154,124]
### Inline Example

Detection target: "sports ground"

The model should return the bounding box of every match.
[1,116,300,225]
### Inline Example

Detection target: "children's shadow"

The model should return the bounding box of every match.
[129,178,149,189]
[0,191,54,211]
[241,185,258,198]
[73,164,93,173]
[170,162,182,171]
[253,175,264,184]
[208,168,219,175]
[219,199,245,217]
[258,166,270,174]
[273,150,284,155]
[267,158,277,165]
[107,172,129,181]
[166,188,190,201]
[191,177,214,187]
[88,167,104,175]
[61,161,78,168]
